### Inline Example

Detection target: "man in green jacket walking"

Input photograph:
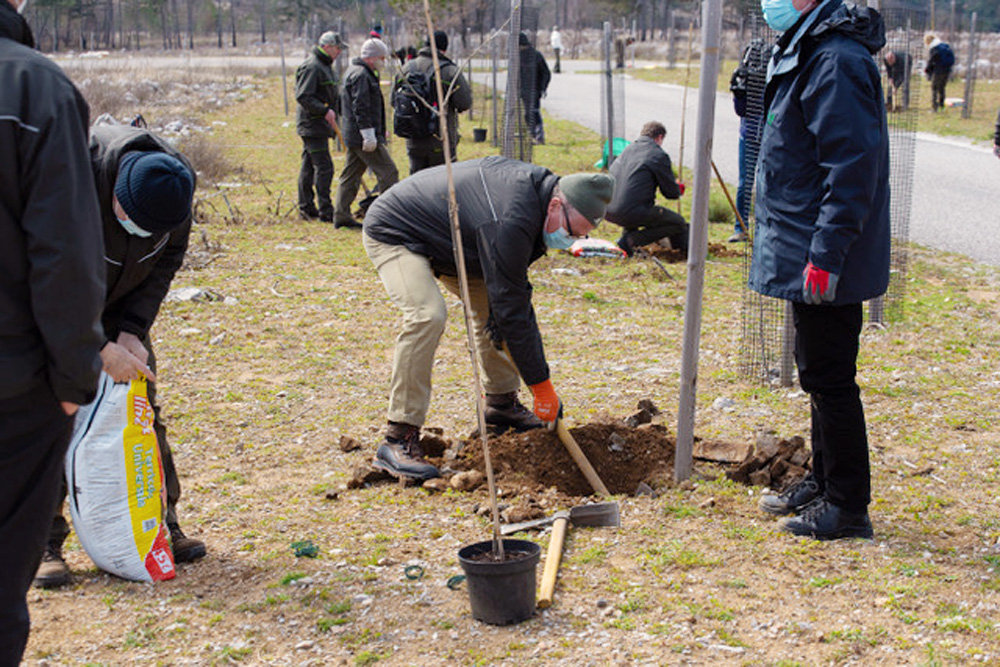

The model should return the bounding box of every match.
[295,31,345,222]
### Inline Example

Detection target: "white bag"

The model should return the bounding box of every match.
[66,372,176,582]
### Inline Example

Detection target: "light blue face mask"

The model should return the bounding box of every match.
[543,226,575,250]
[761,0,803,32]
[118,216,152,238]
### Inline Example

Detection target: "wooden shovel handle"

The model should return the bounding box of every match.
[537,515,568,609]
[556,419,610,496]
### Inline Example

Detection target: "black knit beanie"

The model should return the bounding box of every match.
[114,151,195,235]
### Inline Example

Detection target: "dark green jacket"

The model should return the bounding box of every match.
[295,46,339,138]
[399,48,472,150]
[340,58,386,148]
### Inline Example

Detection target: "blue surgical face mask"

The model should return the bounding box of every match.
[118,215,152,238]
[761,0,803,32]
[543,226,575,250]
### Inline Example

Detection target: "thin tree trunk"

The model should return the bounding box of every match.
[230,0,237,48]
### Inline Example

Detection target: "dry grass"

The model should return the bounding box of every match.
[22,61,1000,666]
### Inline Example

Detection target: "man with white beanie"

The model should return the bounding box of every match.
[333,37,399,228]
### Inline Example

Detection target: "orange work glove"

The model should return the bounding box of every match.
[529,379,560,424]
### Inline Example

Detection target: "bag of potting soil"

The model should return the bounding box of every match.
[65,373,175,582]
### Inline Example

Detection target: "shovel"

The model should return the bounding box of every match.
[500,501,620,536]
[532,502,621,609]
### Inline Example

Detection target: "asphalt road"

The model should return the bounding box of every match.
[519,59,999,267]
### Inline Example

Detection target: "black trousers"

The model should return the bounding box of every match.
[793,302,870,513]
[50,337,181,545]
[615,206,689,252]
[406,137,447,176]
[298,135,334,218]
[930,71,949,111]
[0,383,72,663]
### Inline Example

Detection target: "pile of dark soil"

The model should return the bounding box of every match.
[448,422,676,497]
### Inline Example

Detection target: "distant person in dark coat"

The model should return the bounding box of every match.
[924,34,954,112]
[882,49,911,111]
[294,31,345,222]
[605,121,688,256]
[753,0,889,540]
[993,108,999,158]
[362,158,614,480]
[518,32,551,145]
[395,31,472,175]
[333,38,399,229]
[1,0,105,659]
[729,38,768,242]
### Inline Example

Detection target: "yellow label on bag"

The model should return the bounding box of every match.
[123,377,175,580]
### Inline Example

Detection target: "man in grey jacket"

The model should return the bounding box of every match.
[362,157,614,480]
[333,37,399,229]
[1,0,104,659]
[395,30,472,175]
[605,121,688,256]
[295,31,345,222]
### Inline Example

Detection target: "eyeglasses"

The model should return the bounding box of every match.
[560,198,592,239]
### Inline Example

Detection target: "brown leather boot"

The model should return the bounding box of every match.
[374,422,439,480]
[33,543,70,589]
[168,523,207,563]
[484,392,544,433]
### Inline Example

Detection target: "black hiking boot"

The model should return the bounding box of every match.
[777,497,874,541]
[169,523,207,563]
[759,475,822,516]
[484,392,544,434]
[374,422,440,481]
[33,543,70,589]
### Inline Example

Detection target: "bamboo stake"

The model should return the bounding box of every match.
[676,22,694,215]
[710,159,746,234]
[422,0,504,561]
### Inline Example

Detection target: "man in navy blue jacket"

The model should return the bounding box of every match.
[751,0,889,540]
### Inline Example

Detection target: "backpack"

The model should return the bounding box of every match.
[937,43,955,69]
[392,67,439,140]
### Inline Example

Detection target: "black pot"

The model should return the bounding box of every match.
[473,128,487,143]
[457,539,540,625]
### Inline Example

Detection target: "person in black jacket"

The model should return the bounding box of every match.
[295,31,345,222]
[882,49,911,112]
[518,32,551,145]
[34,124,207,590]
[362,157,614,479]
[605,121,688,256]
[0,0,105,659]
[753,0,889,540]
[333,38,399,229]
[924,34,954,112]
[395,30,473,175]
[993,107,999,159]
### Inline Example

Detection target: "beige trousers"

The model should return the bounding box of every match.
[363,233,522,426]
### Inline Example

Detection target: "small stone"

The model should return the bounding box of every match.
[755,430,781,460]
[338,435,362,453]
[634,482,656,498]
[294,640,315,650]
[596,599,609,608]
[450,469,485,492]
[712,397,735,411]
[423,477,450,492]
[502,504,546,524]
[209,332,226,346]
[178,327,202,336]
[636,399,660,415]
[624,409,653,428]
[749,469,771,487]
[608,433,626,452]
[698,497,716,509]
[352,594,373,606]
[347,464,393,489]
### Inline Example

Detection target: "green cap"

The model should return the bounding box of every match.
[559,173,616,225]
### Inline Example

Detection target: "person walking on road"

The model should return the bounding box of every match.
[34,124,207,590]
[752,0,890,541]
[295,31,346,222]
[333,38,399,229]
[361,157,614,480]
[924,33,954,112]
[993,107,999,158]
[605,121,688,256]
[1,0,105,658]
[395,31,472,175]
[550,25,563,73]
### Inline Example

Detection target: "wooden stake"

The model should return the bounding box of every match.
[676,22,695,215]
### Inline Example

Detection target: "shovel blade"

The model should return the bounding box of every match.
[569,501,620,528]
